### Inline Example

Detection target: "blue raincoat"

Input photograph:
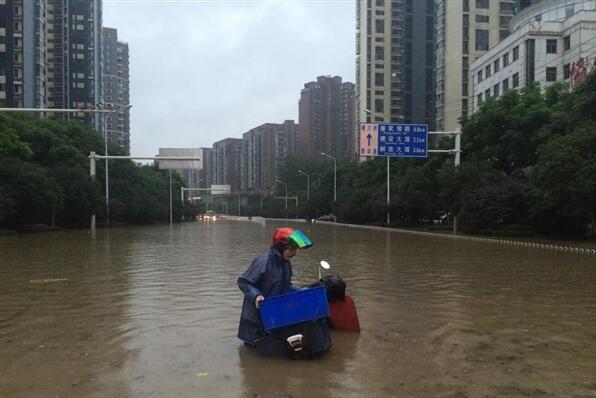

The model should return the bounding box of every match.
[237,246,297,344]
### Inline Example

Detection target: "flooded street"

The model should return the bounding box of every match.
[1,221,595,398]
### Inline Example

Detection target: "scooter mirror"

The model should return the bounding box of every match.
[320,260,330,269]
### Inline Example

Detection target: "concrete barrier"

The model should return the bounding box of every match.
[264,218,308,224]
[312,221,596,256]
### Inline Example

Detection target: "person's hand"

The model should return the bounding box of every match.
[255,295,265,309]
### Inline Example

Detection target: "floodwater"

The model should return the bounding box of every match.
[1,221,595,398]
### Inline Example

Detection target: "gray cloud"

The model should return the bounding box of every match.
[103,0,355,155]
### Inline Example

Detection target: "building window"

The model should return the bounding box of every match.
[476,29,489,51]
[375,72,384,86]
[565,4,574,18]
[376,19,384,34]
[525,39,535,86]
[500,15,511,28]
[563,63,570,80]
[503,53,509,67]
[476,0,489,9]
[546,39,557,54]
[477,93,483,106]
[546,67,557,82]
[463,0,469,11]
[485,64,491,77]
[564,35,570,51]
[512,72,519,88]
[485,88,491,99]
[376,0,384,6]
[375,99,384,113]
[375,46,384,60]
[477,70,483,83]
[493,83,499,97]
[476,15,489,23]
[494,59,500,72]
[503,78,509,92]
[513,46,519,61]
[499,2,515,13]
[500,30,509,40]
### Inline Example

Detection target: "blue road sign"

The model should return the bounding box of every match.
[377,123,428,158]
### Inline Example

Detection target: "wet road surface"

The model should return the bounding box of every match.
[1,221,595,397]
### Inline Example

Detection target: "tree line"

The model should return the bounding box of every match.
[0,114,184,230]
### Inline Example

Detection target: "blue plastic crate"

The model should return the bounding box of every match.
[259,285,329,332]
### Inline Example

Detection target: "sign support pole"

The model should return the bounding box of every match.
[387,157,390,225]
[453,127,462,234]
[169,169,173,224]
[90,151,96,233]
[362,123,466,230]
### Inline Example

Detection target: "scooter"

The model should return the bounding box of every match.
[316,261,360,333]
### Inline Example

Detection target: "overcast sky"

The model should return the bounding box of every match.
[103,0,356,156]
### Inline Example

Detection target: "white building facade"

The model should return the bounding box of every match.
[471,0,596,111]
[435,0,517,131]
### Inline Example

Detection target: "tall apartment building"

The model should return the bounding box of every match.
[102,27,130,154]
[298,75,356,159]
[356,0,435,131]
[240,121,298,193]
[1,1,134,153]
[0,0,47,108]
[212,138,242,194]
[46,0,103,130]
[435,0,517,131]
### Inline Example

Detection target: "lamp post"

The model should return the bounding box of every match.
[275,179,288,220]
[99,103,132,225]
[319,153,336,221]
[297,169,310,200]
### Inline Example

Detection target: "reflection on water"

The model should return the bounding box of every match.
[1,222,595,397]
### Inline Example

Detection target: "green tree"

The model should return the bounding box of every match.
[0,113,187,229]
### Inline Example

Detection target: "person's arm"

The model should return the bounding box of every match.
[238,255,267,308]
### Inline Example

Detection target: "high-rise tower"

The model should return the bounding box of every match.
[356,0,435,130]
[435,0,516,131]
[0,0,47,108]
[102,27,130,154]
[298,75,356,159]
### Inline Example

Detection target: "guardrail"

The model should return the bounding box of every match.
[314,221,596,256]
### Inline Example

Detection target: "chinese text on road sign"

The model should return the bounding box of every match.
[360,123,428,158]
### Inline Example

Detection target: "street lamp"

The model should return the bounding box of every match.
[99,103,132,225]
[319,152,336,221]
[275,179,288,220]
[297,169,310,201]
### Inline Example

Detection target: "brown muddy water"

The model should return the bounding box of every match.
[1,221,595,398]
